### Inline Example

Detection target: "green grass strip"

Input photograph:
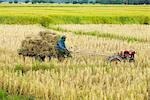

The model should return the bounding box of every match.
[49,25,149,43]
[0,89,35,100]
[0,15,149,25]
[75,31,148,43]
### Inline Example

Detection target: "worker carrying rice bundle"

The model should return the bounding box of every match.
[55,35,72,61]
[18,31,71,62]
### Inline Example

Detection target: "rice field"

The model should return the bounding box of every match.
[0,4,150,24]
[54,24,150,42]
[0,24,150,100]
[0,4,150,100]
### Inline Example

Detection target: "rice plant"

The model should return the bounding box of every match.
[0,4,149,25]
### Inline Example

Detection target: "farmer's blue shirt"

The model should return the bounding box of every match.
[56,39,66,50]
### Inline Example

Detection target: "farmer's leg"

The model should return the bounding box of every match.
[57,49,65,62]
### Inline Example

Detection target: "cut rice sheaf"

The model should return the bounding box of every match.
[18,31,59,58]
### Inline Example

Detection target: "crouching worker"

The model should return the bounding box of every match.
[56,35,72,61]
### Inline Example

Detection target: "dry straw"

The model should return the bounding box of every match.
[18,31,59,59]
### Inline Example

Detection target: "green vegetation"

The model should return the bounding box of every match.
[0,4,150,25]
[48,25,150,43]
[59,29,149,43]
[75,31,148,43]
[0,89,35,100]
[14,62,56,73]
[2,0,150,4]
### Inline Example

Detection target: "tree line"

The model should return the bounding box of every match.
[96,0,150,4]
[1,0,150,4]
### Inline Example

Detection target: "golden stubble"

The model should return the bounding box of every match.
[0,25,149,100]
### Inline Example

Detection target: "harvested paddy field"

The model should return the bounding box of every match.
[0,24,150,99]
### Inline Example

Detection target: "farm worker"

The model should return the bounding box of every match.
[56,35,71,61]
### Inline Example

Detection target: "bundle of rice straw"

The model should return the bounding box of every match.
[18,31,59,59]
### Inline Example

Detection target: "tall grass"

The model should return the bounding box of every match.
[0,16,40,24]
[0,15,149,25]
[0,4,150,25]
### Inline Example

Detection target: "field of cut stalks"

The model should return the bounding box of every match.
[0,24,150,100]
[54,24,150,42]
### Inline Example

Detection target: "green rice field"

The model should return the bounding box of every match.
[0,4,150,25]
